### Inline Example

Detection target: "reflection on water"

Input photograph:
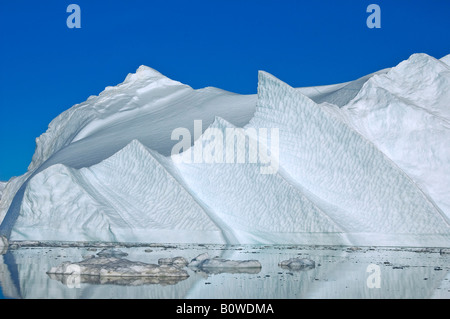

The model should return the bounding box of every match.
[47,273,188,287]
[192,267,262,275]
[1,242,450,299]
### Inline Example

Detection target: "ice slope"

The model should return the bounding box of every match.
[250,70,450,244]
[0,182,6,201]
[342,54,450,218]
[13,140,225,243]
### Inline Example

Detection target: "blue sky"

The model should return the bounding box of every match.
[0,0,449,181]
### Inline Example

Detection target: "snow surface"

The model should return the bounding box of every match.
[1,53,450,247]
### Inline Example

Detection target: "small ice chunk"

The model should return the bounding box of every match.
[158,257,188,267]
[188,253,211,267]
[47,256,189,278]
[279,258,315,270]
[96,248,128,258]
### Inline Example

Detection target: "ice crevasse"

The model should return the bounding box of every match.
[1,53,450,247]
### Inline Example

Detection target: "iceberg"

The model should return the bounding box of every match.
[1,53,449,247]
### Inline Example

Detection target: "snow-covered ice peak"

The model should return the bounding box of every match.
[125,65,164,82]
[122,65,184,88]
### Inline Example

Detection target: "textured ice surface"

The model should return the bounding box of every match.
[12,141,225,243]
[173,117,343,244]
[1,53,450,247]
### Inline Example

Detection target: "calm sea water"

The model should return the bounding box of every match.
[1,243,449,299]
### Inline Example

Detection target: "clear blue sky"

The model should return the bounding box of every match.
[1,0,449,181]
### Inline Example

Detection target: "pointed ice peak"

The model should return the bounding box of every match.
[388,53,449,78]
[210,116,236,129]
[103,139,150,162]
[124,65,166,83]
[257,70,318,111]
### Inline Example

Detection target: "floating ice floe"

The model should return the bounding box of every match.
[47,256,189,279]
[188,253,261,274]
[158,257,189,267]
[96,248,128,258]
[278,258,315,270]
[188,252,211,268]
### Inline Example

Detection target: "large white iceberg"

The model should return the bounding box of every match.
[1,53,449,247]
